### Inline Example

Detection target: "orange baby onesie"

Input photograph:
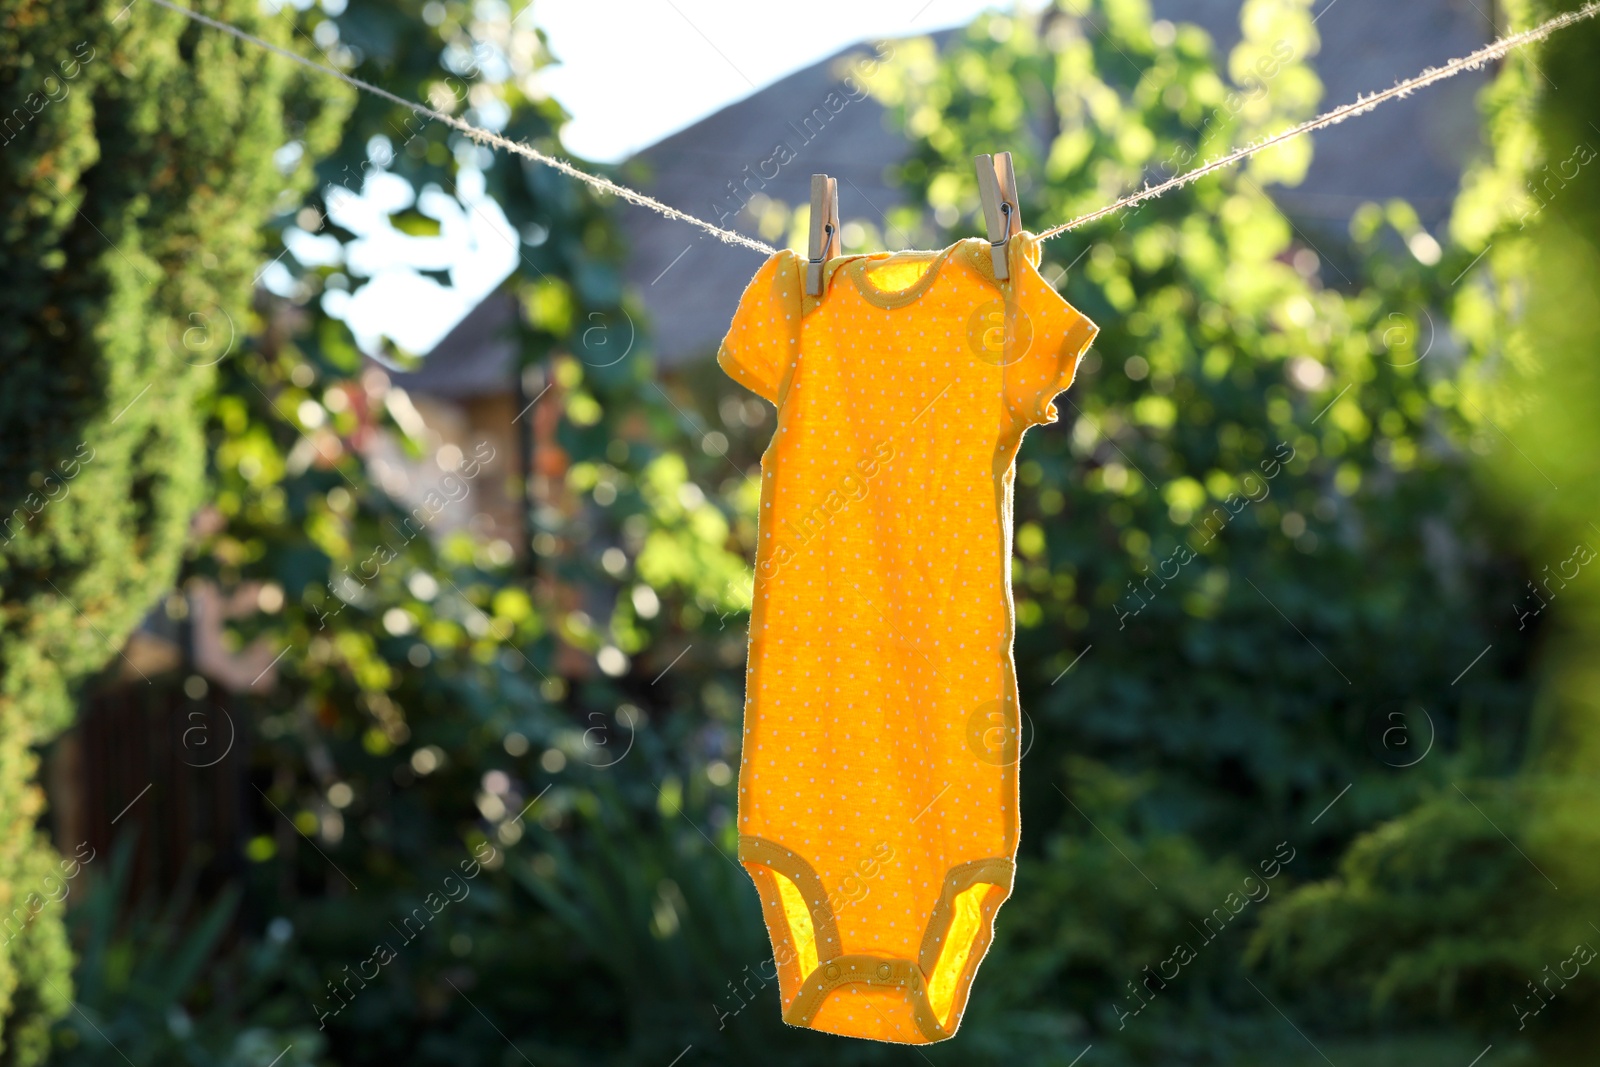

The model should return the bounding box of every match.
[718,232,1097,1044]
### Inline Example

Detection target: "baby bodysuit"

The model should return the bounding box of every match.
[718,232,1097,1044]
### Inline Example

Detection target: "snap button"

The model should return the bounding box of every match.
[824,964,840,981]
[877,963,892,980]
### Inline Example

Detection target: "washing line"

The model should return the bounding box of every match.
[146,0,1597,253]
[145,0,778,254]
[1036,1,1600,238]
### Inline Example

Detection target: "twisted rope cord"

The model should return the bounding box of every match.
[1036,1,1600,240]
[145,0,779,255]
[147,0,1598,253]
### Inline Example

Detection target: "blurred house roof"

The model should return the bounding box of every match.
[409,1,1489,389]
[383,285,520,400]
[612,36,911,370]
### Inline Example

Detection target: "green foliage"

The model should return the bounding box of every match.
[0,0,346,1059]
[1248,1,1600,1060]
[47,2,773,1064]
[22,0,1586,1064]
[1252,780,1600,1027]
[515,776,818,1063]
[46,831,347,1067]
[0,833,73,1067]
[0,0,347,737]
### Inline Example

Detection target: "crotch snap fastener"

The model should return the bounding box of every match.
[824,964,840,980]
[877,963,892,979]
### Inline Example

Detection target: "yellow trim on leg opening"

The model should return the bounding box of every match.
[926,883,994,1028]
[773,869,819,980]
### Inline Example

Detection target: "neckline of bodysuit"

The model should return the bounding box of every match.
[849,246,953,309]
[844,239,999,310]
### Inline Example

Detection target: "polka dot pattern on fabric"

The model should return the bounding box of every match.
[717,232,1098,1045]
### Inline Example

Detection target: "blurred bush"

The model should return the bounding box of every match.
[0,0,346,1060]
[1249,1,1600,1060]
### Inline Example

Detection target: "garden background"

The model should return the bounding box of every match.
[2,0,1599,1063]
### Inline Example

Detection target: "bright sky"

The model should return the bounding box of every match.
[273,0,1005,356]
[535,0,1003,164]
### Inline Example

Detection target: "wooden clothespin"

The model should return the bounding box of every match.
[974,152,1021,280]
[806,173,841,297]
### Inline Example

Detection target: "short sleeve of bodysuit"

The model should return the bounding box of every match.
[717,249,804,406]
[1000,232,1099,427]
